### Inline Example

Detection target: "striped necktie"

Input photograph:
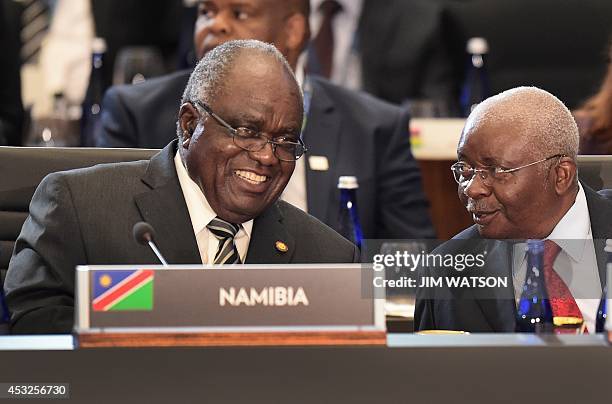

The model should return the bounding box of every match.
[207,217,242,265]
[20,0,51,64]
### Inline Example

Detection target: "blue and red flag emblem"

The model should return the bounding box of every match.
[92,270,154,311]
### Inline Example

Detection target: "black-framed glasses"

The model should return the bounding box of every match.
[450,154,566,187]
[191,100,307,162]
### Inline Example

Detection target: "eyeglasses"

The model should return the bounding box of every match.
[450,154,565,186]
[192,100,307,162]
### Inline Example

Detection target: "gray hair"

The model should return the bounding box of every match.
[464,86,580,160]
[176,39,302,140]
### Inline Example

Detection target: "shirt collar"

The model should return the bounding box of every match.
[174,151,253,238]
[546,183,591,262]
[295,52,306,89]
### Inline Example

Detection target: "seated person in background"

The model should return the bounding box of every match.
[94,0,435,240]
[4,40,358,334]
[415,87,612,333]
[574,43,612,154]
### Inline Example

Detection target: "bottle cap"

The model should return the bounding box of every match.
[466,37,489,55]
[337,176,358,189]
[92,37,108,54]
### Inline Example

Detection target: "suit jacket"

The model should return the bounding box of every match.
[414,185,612,332]
[95,70,435,239]
[4,141,358,334]
[0,0,24,146]
[358,0,457,112]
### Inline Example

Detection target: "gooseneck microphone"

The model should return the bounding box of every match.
[133,221,169,267]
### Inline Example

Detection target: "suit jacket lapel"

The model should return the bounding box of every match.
[463,236,516,332]
[134,141,201,265]
[475,240,517,331]
[303,77,342,225]
[245,202,295,264]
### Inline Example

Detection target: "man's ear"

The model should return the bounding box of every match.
[554,157,577,195]
[179,102,199,148]
[284,13,309,55]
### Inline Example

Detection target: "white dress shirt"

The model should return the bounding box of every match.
[512,183,602,331]
[310,0,364,90]
[37,0,94,116]
[174,152,253,264]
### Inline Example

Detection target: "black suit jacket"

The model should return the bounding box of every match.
[358,0,456,111]
[414,185,612,332]
[4,141,358,334]
[95,71,435,239]
[0,0,24,146]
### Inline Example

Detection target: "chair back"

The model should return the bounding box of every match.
[0,147,158,286]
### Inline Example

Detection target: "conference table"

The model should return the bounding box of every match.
[1,333,610,403]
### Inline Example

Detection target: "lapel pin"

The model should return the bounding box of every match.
[275,240,289,253]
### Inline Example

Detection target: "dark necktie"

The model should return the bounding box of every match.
[543,240,585,329]
[306,0,343,78]
[207,217,242,265]
[20,0,51,63]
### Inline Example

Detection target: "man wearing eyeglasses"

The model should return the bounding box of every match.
[4,40,358,334]
[94,0,435,241]
[415,86,612,333]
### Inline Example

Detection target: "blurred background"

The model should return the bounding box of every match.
[1,0,611,147]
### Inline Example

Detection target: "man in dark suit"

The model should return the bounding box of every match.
[94,0,435,240]
[0,0,24,146]
[304,0,455,111]
[415,87,612,332]
[4,40,358,334]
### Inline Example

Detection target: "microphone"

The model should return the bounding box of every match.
[132,221,169,267]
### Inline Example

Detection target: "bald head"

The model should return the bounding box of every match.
[456,86,580,239]
[462,86,579,160]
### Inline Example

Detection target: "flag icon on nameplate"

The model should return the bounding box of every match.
[92,270,154,311]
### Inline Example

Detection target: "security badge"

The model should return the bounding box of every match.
[308,155,329,171]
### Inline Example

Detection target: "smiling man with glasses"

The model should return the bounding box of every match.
[415,86,612,333]
[4,40,359,334]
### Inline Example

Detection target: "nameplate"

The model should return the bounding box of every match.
[75,264,383,335]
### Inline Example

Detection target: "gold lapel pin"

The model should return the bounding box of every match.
[275,240,288,253]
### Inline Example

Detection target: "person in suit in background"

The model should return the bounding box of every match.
[306,0,455,112]
[95,0,435,240]
[0,0,24,146]
[4,40,359,334]
[415,87,612,333]
[574,43,612,154]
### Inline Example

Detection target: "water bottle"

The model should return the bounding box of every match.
[337,176,363,249]
[595,239,612,333]
[81,37,107,146]
[0,289,9,334]
[516,239,554,333]
[460,37,490,117]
